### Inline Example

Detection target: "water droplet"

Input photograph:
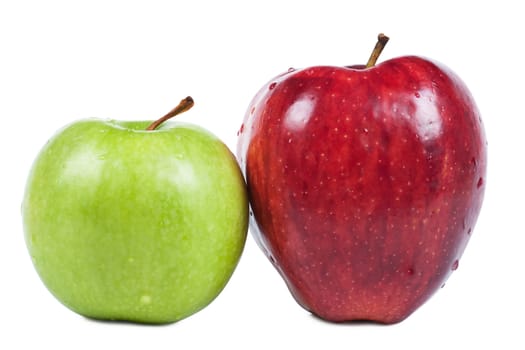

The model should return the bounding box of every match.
[363,127,369,135]
[477,177,483,188]
[440,283,446,288]
[470,157,477,167]
[451,259,459,271]
[237,123,245,136]
[407,268,415,276]
[268,255,277,265]
[250,106,256,115]
[288,67,296,72]
[414,92,421,98]
[269,82,277,90]
[467,227,472,235]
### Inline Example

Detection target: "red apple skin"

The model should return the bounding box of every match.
[237,56,486,324]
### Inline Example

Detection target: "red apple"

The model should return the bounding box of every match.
[237,34,486,324]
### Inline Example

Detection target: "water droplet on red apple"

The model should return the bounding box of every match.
[269,82,277,90]
[451,259,459,271]
[407,268,415,276]
[363,127,369,135]
[467,227,472,235]
[268,255,277,265]
[477,177,483,188]
[470,157,477,167]
[237,123,245,136]
[250,106,256,115]
[414,92,421,98]
[288,67,296,72]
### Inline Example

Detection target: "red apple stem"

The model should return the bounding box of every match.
[145,96,194,131]
[365,33,390,68]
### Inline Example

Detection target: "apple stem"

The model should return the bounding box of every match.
[145,96,194,131]
[365,33,390,68]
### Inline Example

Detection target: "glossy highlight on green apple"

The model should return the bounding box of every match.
[23,97,249,324]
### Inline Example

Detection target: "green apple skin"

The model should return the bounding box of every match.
[22,119,248,324]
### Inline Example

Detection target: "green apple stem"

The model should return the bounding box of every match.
[146,96,194,131]
[365,33,390,68]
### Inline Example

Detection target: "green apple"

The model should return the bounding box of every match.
[22,97,248,324]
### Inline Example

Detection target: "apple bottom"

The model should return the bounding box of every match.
[280,261,447,324]
[247,173,480,324]
[259,233,461,325]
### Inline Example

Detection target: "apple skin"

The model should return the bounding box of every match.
[237,56,486,324]
[23,119,248,324]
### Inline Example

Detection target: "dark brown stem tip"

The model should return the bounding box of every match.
[378,33,390,45]
[146,96,194,131]
[365,33,390,68]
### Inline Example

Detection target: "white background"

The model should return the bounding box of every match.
[1,0,523,348]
